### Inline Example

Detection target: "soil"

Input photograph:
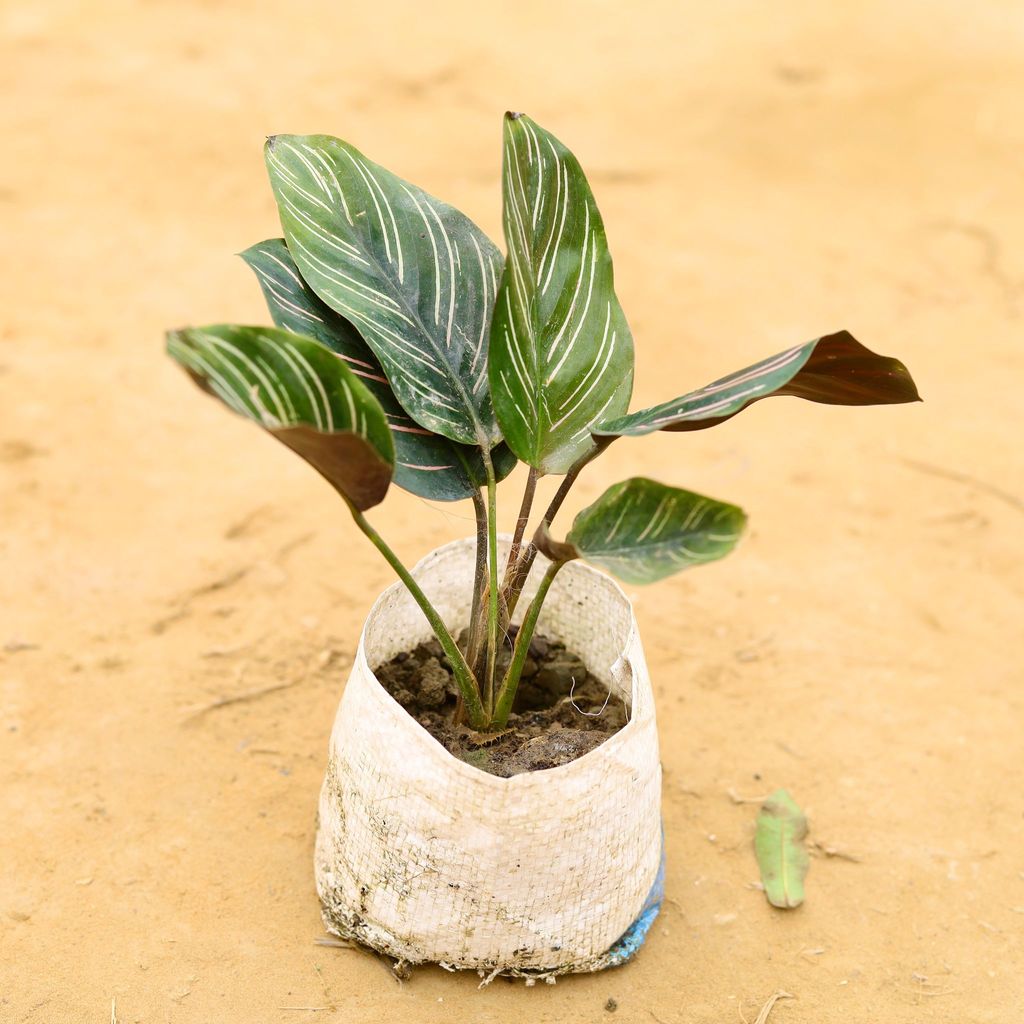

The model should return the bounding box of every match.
[375,633,628,777]
[3,3,1023,1023]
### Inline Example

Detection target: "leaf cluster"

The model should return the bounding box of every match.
[167,113,920,731]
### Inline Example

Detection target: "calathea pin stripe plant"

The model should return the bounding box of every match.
[168,112,920,734]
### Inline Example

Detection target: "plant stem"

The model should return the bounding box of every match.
[502,467,539,584]
[464,489,489,679]
[492,559,566,728]
[481,449,500,717]
[348,502,486,730]
[502,453,592,617]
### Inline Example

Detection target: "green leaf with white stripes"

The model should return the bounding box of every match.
[560,477,746,584]
[594,331,921,439]
[264,134,504,449]
[488,113,634,475]
[240,239,515,502]
[166,324,394,510]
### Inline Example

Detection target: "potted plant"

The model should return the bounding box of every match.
[167,112,919,979]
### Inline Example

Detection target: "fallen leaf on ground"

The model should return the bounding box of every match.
[754,789,809,908]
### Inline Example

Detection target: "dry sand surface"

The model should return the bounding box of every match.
[2,1,1023,1021]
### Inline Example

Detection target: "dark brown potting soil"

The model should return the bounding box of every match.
[374,632,628,777]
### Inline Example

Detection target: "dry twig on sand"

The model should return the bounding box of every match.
[810,839,862,863]
[180,678,296,721]
[901,457,1024,515]
[728,787,769,804]
[153,566,251,633]
[740,990,794,1024]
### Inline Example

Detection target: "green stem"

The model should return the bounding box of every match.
[464,490,488,678]
[349,503,486,730]
[492,560,566,728]
[482,449,500,717]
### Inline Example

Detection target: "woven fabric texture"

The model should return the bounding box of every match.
[315,538,663,974]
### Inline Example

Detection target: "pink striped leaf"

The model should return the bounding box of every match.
[166,325,394,511]
[488,114,635,475]
[241,239,514,502]
[594,331,920,439]
[538,477,747,585]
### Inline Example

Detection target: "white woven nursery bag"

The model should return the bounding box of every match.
[315,537,663,976]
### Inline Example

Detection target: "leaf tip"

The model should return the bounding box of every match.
[505,110,524,121]
[164,327,189,350]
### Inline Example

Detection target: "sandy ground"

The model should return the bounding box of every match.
[2,1,1023,1021]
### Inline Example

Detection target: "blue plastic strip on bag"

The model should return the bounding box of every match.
[601,826,666,968]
